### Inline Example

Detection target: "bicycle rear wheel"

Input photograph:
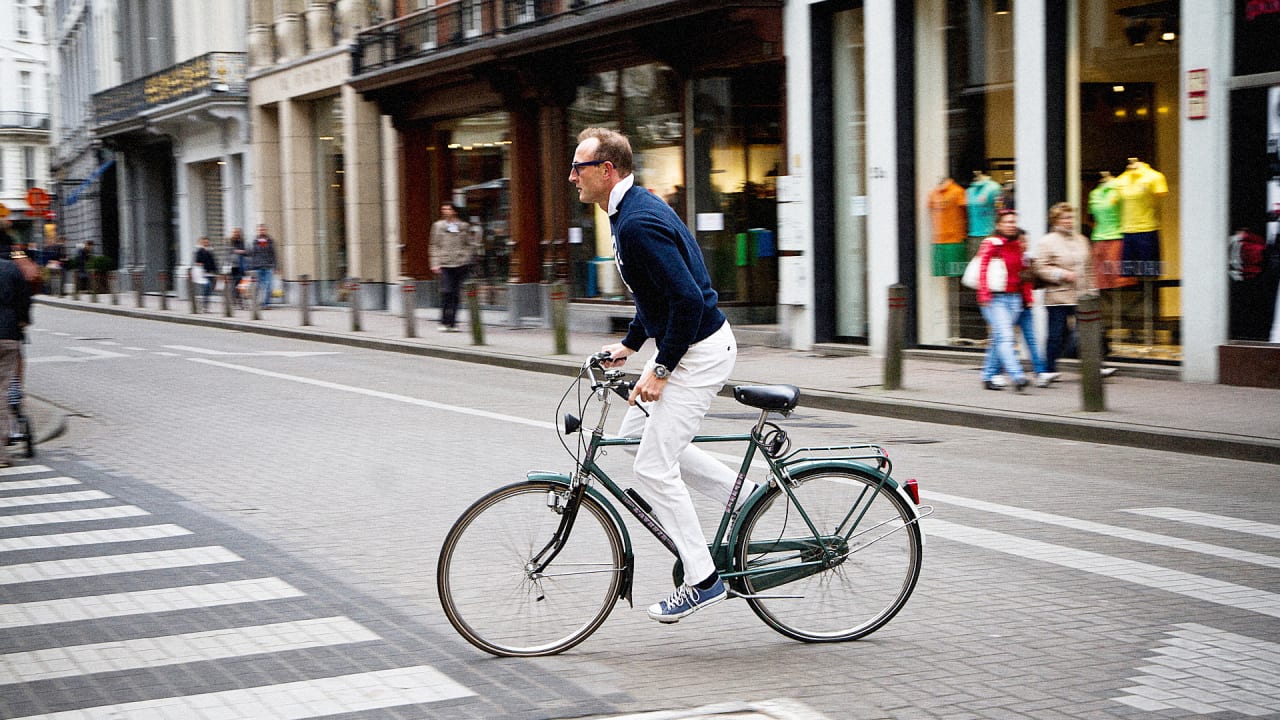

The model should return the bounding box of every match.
[437,480,625,657]
[735,466,922,642]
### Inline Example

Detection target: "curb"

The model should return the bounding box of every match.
[37,297,1280,465]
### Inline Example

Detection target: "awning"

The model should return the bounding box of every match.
[66,159,115,206]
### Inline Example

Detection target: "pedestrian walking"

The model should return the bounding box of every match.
[0,251,31,467]
[228,227,248,309]
[975,210,1035,392]
[193,236,218,312]
[251,224,278,307]
[428,204,480,332]
[573,126,741,623]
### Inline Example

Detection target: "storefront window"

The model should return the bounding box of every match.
[692,70,782,305]
[313,96,345,285]
[445,112,511,285]
[916,0,1015,347]
[1076,0,1181,361]
[832,6,867,339]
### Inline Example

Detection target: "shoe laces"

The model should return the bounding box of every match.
[662,584,697,610]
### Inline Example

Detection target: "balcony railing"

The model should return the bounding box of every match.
[0,111,50,130]
[93,52,248,127]
[353,0,609,75]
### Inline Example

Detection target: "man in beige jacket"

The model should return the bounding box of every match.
[429,203,481,332]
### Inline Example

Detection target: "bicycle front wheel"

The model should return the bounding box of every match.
[437,480,625,657]
[735,467,922,642]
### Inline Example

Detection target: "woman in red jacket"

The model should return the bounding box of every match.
[977,209,1035,391]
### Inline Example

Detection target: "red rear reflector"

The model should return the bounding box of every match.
[904,478,920,505]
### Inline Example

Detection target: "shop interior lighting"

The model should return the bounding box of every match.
[994,0,1010,15]
[1124,19,1151,47]
[1159,17,1177,43]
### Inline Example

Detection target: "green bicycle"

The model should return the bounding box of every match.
[437,352,932,657]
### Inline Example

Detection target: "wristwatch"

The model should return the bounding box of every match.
[652,364,671,380]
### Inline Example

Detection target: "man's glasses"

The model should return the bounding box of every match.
[570,159,607,175]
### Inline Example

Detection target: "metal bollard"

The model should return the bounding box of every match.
[54,267,64,297]
[110,271,119,305]
[1078,293,1106,412]
[89,270,99,303]
[550,281,568,355]
[189,269,200,314]
[222,274,233,317]
[349,278,362,332]
[159,271,169,310]
[299,275,311,326]
[403,280,417,338]
[883,283,907,390]
[133,271,144,308]
[466,279,485,345]
[72,270,80,301]
[249,276,260,320]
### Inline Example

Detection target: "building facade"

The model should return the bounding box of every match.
[247,0,399,308]
[1,0,52,247]
[785,0,1265,384]
[87,0,251,293]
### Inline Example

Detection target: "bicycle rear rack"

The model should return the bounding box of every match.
[775,443,893,476]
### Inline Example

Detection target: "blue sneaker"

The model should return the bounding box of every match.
[646,578,726,623]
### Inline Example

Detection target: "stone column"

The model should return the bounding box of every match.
[248,0,275,68]
[306,1,334,52]
[275,0,306,62]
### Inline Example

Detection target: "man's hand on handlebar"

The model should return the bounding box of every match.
[598,342,633,369]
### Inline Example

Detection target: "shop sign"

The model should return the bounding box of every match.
[1187,69,1208,120]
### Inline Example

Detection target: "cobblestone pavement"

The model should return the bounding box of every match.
[7,305,1280,719]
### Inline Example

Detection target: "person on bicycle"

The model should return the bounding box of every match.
[571,127,739,623]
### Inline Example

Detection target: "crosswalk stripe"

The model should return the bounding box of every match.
[0,505,150,528]
[0,577,306,629]
[0,490,112,509]
[0,465,53,477]
[925,491,1280,570]
[926,519,1280,619]
[1123,507,1280,540]
[0,524,191,553]
[8,665,474,719]
[0,616,380,685]
[0,476,82,492]
[0,546,242,585]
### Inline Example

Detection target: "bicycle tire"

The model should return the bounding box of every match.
[735,466,922,642]
[437,480,625,657]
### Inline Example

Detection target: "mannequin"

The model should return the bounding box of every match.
[966,170,1003,257]
[1115,157,1169,346]
[929,176,968,277]
[929,176,968,342]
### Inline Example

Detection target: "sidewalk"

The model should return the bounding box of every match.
[33,294,1280,465]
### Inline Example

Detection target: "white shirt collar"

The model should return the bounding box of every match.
[607,174,635,217]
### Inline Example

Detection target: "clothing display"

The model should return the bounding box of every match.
[1088,176,1133,288]
[929,178,967,277]
[965,174,1003,240]
[1116,160,1168,278]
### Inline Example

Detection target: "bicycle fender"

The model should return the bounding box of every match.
[525,471,636,607]
[771,460,927,542]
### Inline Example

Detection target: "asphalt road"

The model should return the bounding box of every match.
[6,305,1279,719]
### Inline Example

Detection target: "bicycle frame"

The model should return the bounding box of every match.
[527,362,927,605]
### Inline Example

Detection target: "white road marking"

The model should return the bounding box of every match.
[0,524,190,553]
[0,476,80,492]
[189,358,555,429]
[0,490,112,508]
[1123,507,1280,540]
[0,505,150,528]
[65,346,130,359]
[0,546,242,585]
[7,665,474,719]
[926,519,1280,618]
[164,345,340,357]
[0,616,379,684]
[925,491,1280,569]
[0,577,305,630]
[0,464,53,477]
[28,346,131,364]
[1114,624,1280,716]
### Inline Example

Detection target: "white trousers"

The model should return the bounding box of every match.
[616,322,738,585]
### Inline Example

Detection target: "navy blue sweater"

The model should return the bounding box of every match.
[611,185,725,369]
[0,259,31,341]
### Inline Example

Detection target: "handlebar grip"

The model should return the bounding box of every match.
[612,381,634,402]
